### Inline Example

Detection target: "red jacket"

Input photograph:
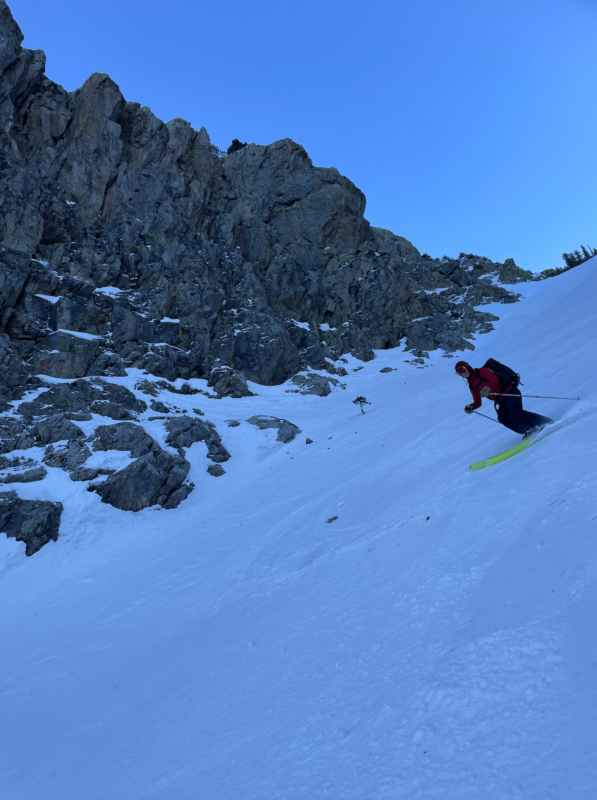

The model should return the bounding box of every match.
[467,367,507,409]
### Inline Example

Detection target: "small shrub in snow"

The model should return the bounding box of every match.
[353,396,371,414]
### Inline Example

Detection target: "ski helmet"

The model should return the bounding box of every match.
[455,360,470,376]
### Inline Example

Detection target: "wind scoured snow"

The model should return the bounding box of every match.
[0,260,596,799]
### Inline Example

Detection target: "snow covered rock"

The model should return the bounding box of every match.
[0,455,46,483]
[18,379,146,419]
[0,490,62,556]
[289,373,343,396]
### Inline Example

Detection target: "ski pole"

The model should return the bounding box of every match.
[473,411,500,424]
[489,393,580,401]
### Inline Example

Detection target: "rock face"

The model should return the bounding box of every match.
[0,0,534,400]
[0,490,62,555]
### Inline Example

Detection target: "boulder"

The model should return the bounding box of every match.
[93,449,191,511]
[207,367,254,398]
[0,490,62,556]
[207,464,225,477]
[89,422,158,458]
[34,413,85,445]
[246,415,301,443]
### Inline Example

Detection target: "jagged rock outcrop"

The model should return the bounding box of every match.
[18,378,146,419]
[0,0,534,399]
[93,449,191,512]
[88,421,193,510]
[0,490,62,555]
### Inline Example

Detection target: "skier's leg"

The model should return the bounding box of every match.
[496,401,528,434]
[499,390,534,435]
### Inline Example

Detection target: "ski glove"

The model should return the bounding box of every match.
[464,404,474,414]
[480,386,491,398]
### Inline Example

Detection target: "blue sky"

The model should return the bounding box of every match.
[9,0,597,271]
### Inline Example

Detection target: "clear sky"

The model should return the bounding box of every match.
[8,0,597,272]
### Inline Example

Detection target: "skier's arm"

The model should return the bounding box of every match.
[469,386,482,409]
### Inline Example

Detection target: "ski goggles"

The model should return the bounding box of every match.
[455,363,469,375]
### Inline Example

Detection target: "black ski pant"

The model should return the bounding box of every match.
[496,388,546,435]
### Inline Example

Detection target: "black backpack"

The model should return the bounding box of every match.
[483,358,521,388]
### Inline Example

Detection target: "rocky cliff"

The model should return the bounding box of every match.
[0,0,537,550]
[0,0,534,404]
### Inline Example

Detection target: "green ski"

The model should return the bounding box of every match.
[469,439,534,471]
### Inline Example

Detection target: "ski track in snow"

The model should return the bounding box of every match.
[1,259,596,799]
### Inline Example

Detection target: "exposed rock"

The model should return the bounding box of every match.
[65,411,92,421]
[0,334,29,409]
[207,464,225,477]
[87,351,127,377]
[0,490,62,556]
[290,373,343,396]
[136,379,200,397]
[0,416,36,453]
[70,466,115,482]
[306,438,313,444]
[34,413,85,445]
[0,455,46,483]
[93,450,191,511]
[18,379,146,418]
[380,367,393,373]
[207,367,254,398]
[150,399,170,413]
[164,415,230,462]
[43,440,91,471]
[193,408,204,416]
[0,0,537,409]
[246,415,301,443]
[89,422,158,458]
[28,330,103,379]
[226,419,240,427]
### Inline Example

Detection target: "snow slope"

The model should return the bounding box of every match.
[1,259,596,800]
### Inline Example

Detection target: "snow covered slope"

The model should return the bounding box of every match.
[1,259,596,800]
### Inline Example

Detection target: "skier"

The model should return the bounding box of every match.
[455,360,552,438]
